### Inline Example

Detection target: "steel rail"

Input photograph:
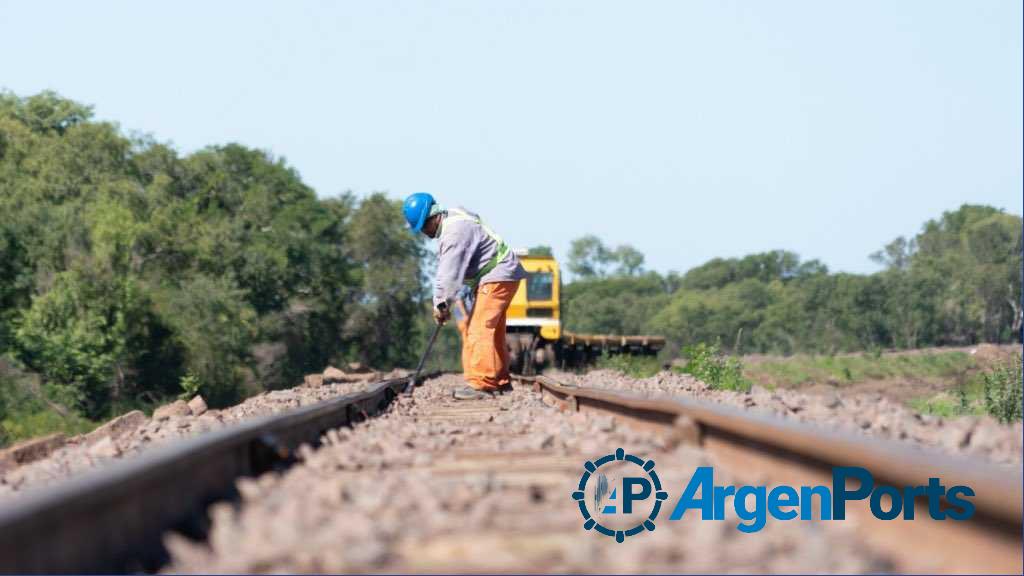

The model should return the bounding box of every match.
[0,372,440,574]
[515,374,1024,574]
[0,370,1018,573]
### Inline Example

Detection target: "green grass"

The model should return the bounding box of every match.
[1,410,97,446]
[178,373,201,401]
[595,354,663,379]
[909,363,1022,422]
[674,343,752,392]
[907,392,982,419]
[594,344,754,392]
[982,354,1023,423]
[0,360,102,448]
[746,351,977,389]
[743,349,1024,422]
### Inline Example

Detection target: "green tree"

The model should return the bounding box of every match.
[567,235,646,279]
[563,273,671,335]
[567,235,612,278]
[611,245,645,276]
[152,275,256,406]
[15,268,152,417]
[0,91,402,424]
[343,193,426,369]
[0,90,92,135]
[879,205,1022,345]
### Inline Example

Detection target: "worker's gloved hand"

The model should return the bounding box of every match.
[433,304,450,325]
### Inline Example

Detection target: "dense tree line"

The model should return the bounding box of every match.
[0,91,1018,444]
[0,92,425,431]
[564,205,1022,354]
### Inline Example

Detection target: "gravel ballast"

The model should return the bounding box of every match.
[164,374,895,574]
[552,369,1023,465]
[0,370,409,500]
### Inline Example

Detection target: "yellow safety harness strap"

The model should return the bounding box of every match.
[446,208,511,290]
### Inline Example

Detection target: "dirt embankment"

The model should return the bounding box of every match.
[742,343,1020,367]
[741,344,1020,404]
[554,369,1023,465]
[0,367,408,500]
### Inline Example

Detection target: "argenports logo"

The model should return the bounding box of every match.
[573,449,977,540]
[572,448,669,542]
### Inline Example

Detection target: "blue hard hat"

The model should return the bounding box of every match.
[403,192,435,232]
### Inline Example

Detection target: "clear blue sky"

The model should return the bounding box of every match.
[2,1,1020,275]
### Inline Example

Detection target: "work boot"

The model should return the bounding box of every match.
[453,385,494,401]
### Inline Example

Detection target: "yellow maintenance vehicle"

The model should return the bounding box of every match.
[505,250,665,374]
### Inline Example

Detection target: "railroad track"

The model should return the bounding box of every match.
[518,374,1023,574]
[0,372,442,573]
[0,372,1019,573]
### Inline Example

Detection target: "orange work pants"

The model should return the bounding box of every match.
[458,281,518,391]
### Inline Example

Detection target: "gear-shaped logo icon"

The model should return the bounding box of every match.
[572,447,668,542]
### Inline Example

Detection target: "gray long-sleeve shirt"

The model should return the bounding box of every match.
[432,208,526,308]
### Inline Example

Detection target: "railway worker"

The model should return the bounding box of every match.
[403,192,527,400]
